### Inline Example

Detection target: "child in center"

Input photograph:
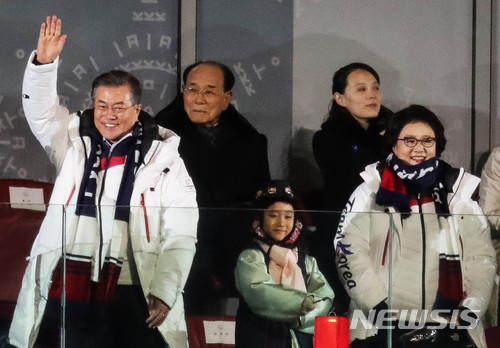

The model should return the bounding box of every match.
[234,180,334,348]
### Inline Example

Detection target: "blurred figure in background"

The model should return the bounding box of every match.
[479,147,500,328]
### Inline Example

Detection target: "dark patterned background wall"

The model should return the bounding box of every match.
[0,0,293,182]
[0,1,179,182]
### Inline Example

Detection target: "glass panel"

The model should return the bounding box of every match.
[2,205,498,347]
[340,211,497,348]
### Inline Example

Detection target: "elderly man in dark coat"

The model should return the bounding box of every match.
[155,61,270,314]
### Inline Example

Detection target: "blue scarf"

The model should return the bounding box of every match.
[376,154,462,312]
[376,154,449,218]
[75,123,142,221]
[46,121,143,319]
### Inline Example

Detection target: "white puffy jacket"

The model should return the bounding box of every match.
[9,51,198,348]
[335,162,496,347]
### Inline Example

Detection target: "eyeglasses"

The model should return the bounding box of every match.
[95,104,136,115]
[397,137,436,148]
[183,86,222,98]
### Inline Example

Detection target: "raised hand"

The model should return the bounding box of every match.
[36,15,67,64]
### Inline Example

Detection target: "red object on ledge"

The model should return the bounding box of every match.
[314,316,349,348]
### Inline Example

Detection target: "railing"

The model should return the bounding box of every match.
[1,202,498,347]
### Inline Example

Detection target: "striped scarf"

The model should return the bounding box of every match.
[376,154,463,313]
[46,122,142,317]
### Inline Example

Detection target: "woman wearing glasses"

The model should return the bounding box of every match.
[335,105,495,347]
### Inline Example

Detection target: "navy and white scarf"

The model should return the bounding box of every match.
[48,122,143,310]
[376,153,449,217]
[75,123,142,222]
[376,154,463,313]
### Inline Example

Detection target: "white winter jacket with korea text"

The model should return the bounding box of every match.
[335,162,496,348]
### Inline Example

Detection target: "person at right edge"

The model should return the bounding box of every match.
[335,105,495,347]
[478,147,500,328]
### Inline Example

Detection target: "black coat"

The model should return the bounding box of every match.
[155,95,271,310]
[310,106,392,315]
[155,95,271,209]
[312,106,392,212]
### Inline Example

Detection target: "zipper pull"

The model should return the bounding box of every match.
[141,193,151,243]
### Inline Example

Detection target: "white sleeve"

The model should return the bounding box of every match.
[479,147,500,232]
[335,184,390,313]
[22,50,73,172]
